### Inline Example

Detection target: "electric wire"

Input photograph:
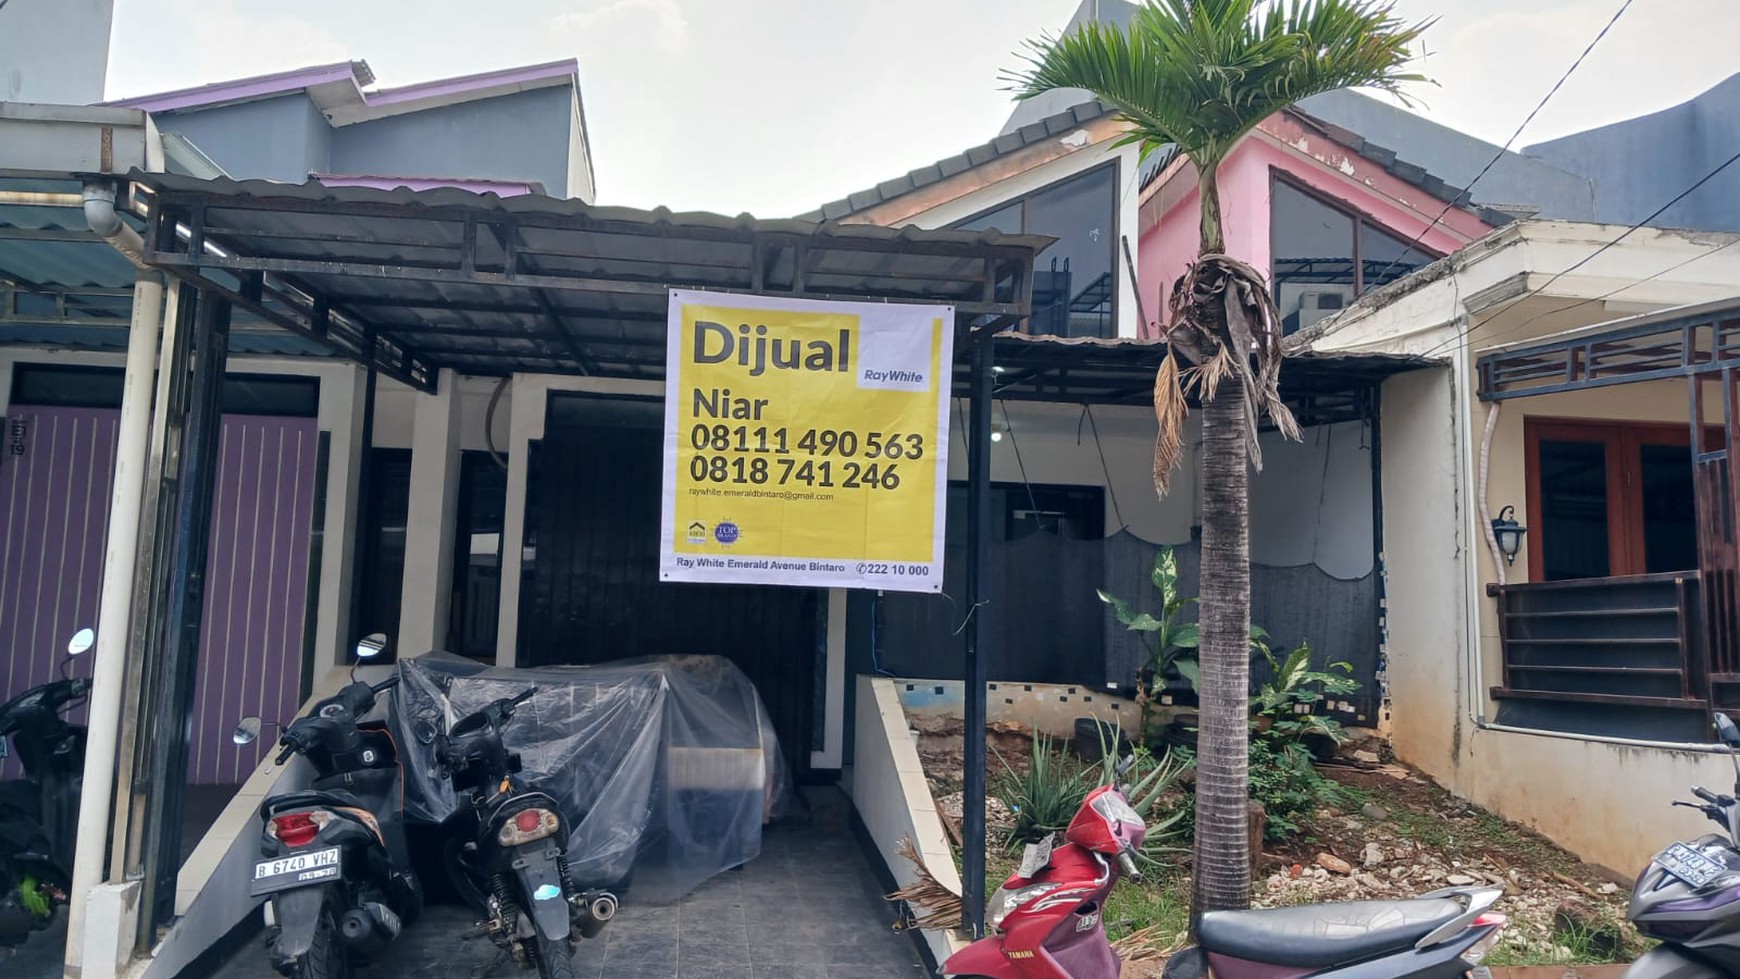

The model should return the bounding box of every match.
[1422,146,1740,359]
[1370,0,1637,285]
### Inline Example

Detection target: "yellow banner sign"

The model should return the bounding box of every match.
[660,290,951,592]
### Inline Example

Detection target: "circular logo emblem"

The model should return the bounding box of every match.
[714,521,740,545]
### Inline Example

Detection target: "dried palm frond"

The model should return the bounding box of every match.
[1152,352,1188,497]
[885,837,963,929]
[1165,253,1301,468]
[1114,921,1190,962]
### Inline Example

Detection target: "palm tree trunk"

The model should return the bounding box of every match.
[1191,370,1252,920]
[1198,168,1225,254]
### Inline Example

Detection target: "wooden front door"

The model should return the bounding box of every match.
[1526,419,1716,581]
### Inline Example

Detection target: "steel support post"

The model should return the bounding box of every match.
[63,271,166,974]
[134,288,231,940]
[962,332,995,938]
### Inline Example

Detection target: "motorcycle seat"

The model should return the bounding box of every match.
[1198,898,1465,968]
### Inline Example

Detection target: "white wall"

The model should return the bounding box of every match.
[950,398,1375,578]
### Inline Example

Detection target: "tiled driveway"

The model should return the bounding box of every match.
[212,787,929,978]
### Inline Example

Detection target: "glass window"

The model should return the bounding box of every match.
[1360,221,1434,293]
[1641,442,1698,573]
[1025,166,1116,338]
[1272,180,1355,336]
[1538,439,1611,581]
[950,164,1118,338]
[1270,176,1439,336]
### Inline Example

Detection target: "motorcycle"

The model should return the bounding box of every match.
[944,755,1508,979]
[1620,712,1740,979]
[419,683,617,979]
[233,633,423,978]
[0,626,93,949]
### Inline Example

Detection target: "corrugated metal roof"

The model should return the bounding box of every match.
[127,172,1057,390]
[798,101,1114,222]
[976,330,1429,410]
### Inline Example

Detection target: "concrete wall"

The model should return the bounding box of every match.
[0,0,114,105]
[1379,364,1468,777]
[161,95,332,184]
[845,675,966,967]
[1526,73,1740,234]
[332,87,576,195]
[945,398,1375,578]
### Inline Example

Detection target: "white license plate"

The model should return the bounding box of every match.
[250,846,341,896]
[1660,842,1725,888]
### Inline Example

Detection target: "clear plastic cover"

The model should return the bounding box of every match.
[390,651,794,904]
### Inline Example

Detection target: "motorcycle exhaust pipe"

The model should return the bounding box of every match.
[339,909,389,955]
[573,891,618,939]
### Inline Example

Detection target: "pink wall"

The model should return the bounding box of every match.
[1138,114,1494,334]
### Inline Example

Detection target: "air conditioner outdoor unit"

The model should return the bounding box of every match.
[1292,287,1352,332]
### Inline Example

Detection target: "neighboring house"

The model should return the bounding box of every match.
[1137,104,1501,338]
[1293,218,1740,879]
[0,57,596,800]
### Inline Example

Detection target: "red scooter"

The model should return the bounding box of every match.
[944,773,1146,979]
[944,758,1510,979]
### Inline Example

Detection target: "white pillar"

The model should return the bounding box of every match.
[495,375,537,666]
[396,370,463,656]
[65,274,165,978]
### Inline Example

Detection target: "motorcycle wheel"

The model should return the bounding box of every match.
[442,836,489,915]
[293,909,350,979]
[532,935,577,979]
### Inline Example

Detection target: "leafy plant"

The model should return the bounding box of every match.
[1165,739,1343,843]
[995,731,1091,848]
[1252,638,1359,746]
[1093,721,1195,864]
[1098,547,1200,690]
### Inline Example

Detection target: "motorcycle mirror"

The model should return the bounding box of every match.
[233,716,263,745]
[355,633,389,661]
[1715,713,1740,748]
[67,627,95,656]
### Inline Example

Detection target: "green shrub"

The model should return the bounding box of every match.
[1163,739,1344,843]
[995,731,1090,847]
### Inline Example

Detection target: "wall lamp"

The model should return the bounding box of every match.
[1491,505,1527,565]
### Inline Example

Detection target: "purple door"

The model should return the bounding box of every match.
[0,406,319,784]
[0,407,119,777]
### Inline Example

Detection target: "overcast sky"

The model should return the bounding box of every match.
[105,0,1740,218]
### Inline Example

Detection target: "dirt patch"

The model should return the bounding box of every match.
[909,718,1643,967]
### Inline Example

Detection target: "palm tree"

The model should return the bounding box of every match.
[1007,0,1428,918]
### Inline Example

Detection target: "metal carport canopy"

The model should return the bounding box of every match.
[122,172,1053,391]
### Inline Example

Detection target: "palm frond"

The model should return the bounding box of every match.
[1004,0,1432,173]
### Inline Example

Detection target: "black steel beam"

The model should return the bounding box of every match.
[962,332,994,938]
[141,248,1029,318]
[137,287,230,935]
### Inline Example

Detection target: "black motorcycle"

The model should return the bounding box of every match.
[234,633,422,978]
[1621,712,1740,979]
[0,626,93,949]
[422,685,616,979]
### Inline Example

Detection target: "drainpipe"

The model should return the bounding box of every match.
[63,271,166,976]
[81,181,149,270]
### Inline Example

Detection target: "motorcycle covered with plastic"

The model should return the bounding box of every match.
[391,651,793,904]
